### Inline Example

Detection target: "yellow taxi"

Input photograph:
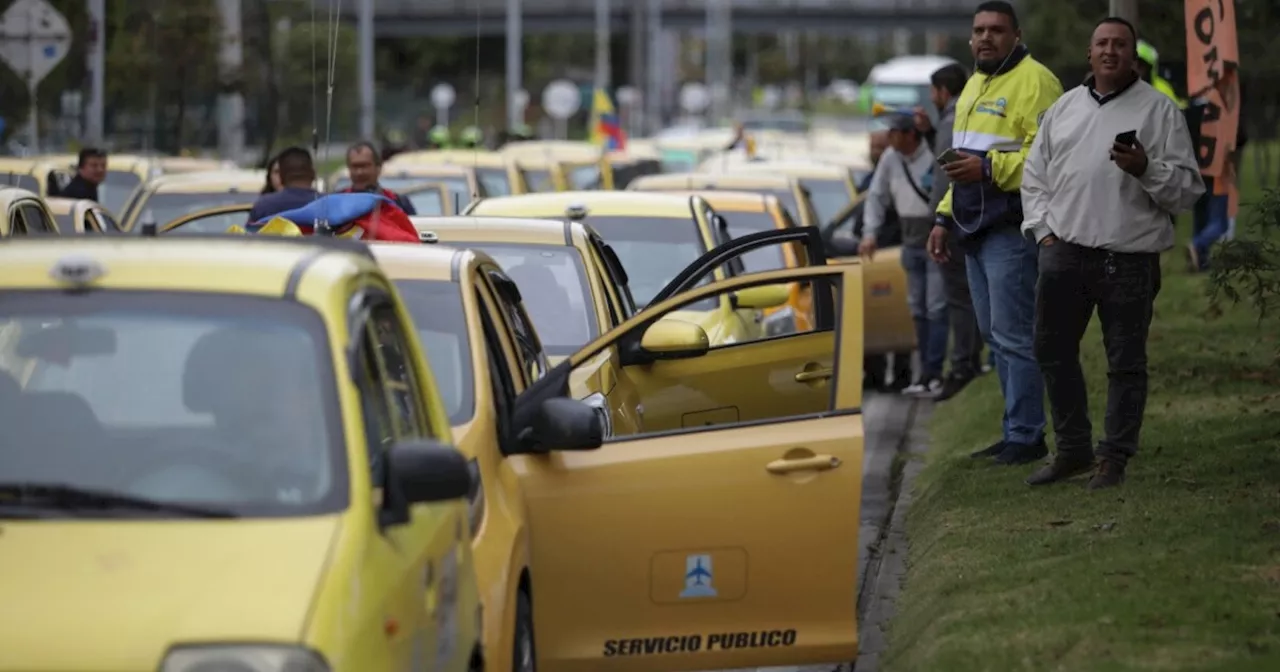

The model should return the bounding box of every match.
[327,163,485,211]
[157,156,237,174]
[0,234,483,671]
[118,170,268,232]
[398,181,456,216]
[505,153,564,192]
[463,192,790,344]
[502,141,611,191]
[0,158,75,200]
[0,185,60,236]
[710,160,860,227]
[373,236,867,672]
[386,149,528,196]
[606,147,662,190]
[45,197,118,234]
[628,171,822,228]
[40,153,163,216]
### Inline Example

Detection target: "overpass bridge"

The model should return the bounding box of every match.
[315,0,976,37]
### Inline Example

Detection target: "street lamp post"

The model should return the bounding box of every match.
[357,0,374,140]
[594,0,610,92]
[506,0,523,129]
[1109,0,1138,27]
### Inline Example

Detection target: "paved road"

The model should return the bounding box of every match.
[702,391,922,672]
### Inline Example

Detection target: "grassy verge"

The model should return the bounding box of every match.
[882,176,1280,669]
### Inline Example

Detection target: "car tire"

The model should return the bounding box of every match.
[512,590,536,672]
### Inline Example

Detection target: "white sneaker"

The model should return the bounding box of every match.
[911,377,944,399]
[901,380,927,395]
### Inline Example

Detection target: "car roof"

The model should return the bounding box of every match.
[0,185,43,207]
[43,197,92,215]
[659,190,773,212]
[630,172,797,190]
[0,236,377,297]
[386,150,508,168]
[368,242,466,282]
[502,140,601,158]
[146,170,265,193]
[469,190,695,218]
[713,161,851,179]
[410,216,574,246]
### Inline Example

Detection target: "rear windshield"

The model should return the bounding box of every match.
[333,176,473,211]
[134,191,259,230]
[391,280,475,424]
[566,163,601,189]
[718,211,787,273]
[585,216,715,310]
[521,169,553,192]
[52,213,76,235]
[476,167,511,196]
[406,189,446,216]
[0,291,345,517]
[3,174,40,193]
[802,178,853,225]
[100,171,143,217]
[476,244,597,355]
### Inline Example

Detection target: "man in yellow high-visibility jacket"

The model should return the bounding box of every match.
[926,0,1063,467]
[1136,40,1186,109]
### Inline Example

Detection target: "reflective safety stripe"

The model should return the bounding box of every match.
[952,131,1022,153]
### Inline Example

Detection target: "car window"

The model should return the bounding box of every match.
[6,292,343,515]
[355,321,396,481]
[803,179,854,225]
[379,176,471,209]
[475,167,511,196]
[165,210,250,235]
[136,192,259,229]
[4,174,40,193]
[6,206,28,235]
[583,215,716,310]
[100,171,143,216]
[368,302,428,439]
[520,168,553,192]
[19,204,54,233]
[474,244,596,356]
[484,268,549,383]
[52,212,76,234]
[406,189,446,216]
[566,163,601,189]
[390,279,475,425]
[719,211,788,273]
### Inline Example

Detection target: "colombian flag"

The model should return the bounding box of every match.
[589,88,627,151]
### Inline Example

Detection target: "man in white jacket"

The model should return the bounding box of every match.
[1020,17,1204,490]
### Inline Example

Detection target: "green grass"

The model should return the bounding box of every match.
[882,170,1280,670]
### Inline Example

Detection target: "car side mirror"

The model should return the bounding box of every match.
[515,397,603,454]
[732,284,789,310]
[386,439,472,505]
[639,318,709,359]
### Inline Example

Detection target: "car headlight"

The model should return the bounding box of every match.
[161,645,330,672]
[581,392,613,438]
[762,306,797,337]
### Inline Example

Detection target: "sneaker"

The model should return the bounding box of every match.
[1025,452,1095,486]
[969,440,1005,459]
[1087,459,1126,490]
[900,378,927,395]
[934,373,974,402]
[910,377,944,399]
[995,439,1049,466]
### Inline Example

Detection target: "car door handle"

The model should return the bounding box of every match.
[794,367,834,382]
[766,454,842,474]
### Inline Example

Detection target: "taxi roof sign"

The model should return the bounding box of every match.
[565,203,589,221]
[49,254,105,287]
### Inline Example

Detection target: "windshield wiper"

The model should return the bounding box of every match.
[0,483,238,519]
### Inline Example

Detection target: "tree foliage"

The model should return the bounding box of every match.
[1208,188,1280,337]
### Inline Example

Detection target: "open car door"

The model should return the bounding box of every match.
[509,261,865,671]
[159,204,253,234]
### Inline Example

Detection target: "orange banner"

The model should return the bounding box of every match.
[1186,0,1240,179]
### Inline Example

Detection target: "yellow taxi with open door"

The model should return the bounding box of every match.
[386,150,527,196]
[45,197,118,234]
[0,186,60,237]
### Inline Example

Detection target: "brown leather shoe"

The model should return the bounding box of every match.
[1087,460,1126,490]
[1025,453,1095,486]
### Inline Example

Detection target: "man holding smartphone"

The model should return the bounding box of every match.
[1020,17,1203,489]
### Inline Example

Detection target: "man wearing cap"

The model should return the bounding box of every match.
[859,113,949,398]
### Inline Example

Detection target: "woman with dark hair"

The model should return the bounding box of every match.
[261,155,283,194]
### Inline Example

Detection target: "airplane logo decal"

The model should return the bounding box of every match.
[679,554,717,598]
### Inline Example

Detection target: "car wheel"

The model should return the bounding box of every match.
[512,590,535,672]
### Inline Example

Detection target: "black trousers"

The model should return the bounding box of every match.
[941,230,984,377]
[1033,240,1161,464]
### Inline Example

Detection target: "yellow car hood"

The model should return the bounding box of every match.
[0,517,340,668]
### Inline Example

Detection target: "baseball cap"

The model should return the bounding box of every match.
[885,113,916,133]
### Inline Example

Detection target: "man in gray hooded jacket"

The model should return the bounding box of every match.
[1020,17,1203,490]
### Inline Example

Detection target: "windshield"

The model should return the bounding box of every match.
[333,176,472,210]
[100,171,142,216]
[134,191,259,230]
[0,292,344,517]
[4,174,40,193]
[660,150,698,173]
[476,167,511,196]
[585,216,714,309]
[474,244,597,355]
[802,179,853,224]
[521,169,553,192]
[406,189,446,216]
[567,163,601,189]
[872,84,928,107]
[52,212,76,234]
[719,211,787,273]
[390,280,474,424]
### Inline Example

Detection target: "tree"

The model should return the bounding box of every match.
[1208,188,1280,354]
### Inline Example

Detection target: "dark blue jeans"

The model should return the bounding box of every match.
[965,228,1047,445]
[901,245,949,379]
[1191,194,1229,269]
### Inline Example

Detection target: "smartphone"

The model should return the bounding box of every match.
[936,148,963,166]
[1114,130,1138,147]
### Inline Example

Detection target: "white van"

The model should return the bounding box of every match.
[866,55,960,112]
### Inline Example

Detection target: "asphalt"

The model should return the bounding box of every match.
[703,391,925,672]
